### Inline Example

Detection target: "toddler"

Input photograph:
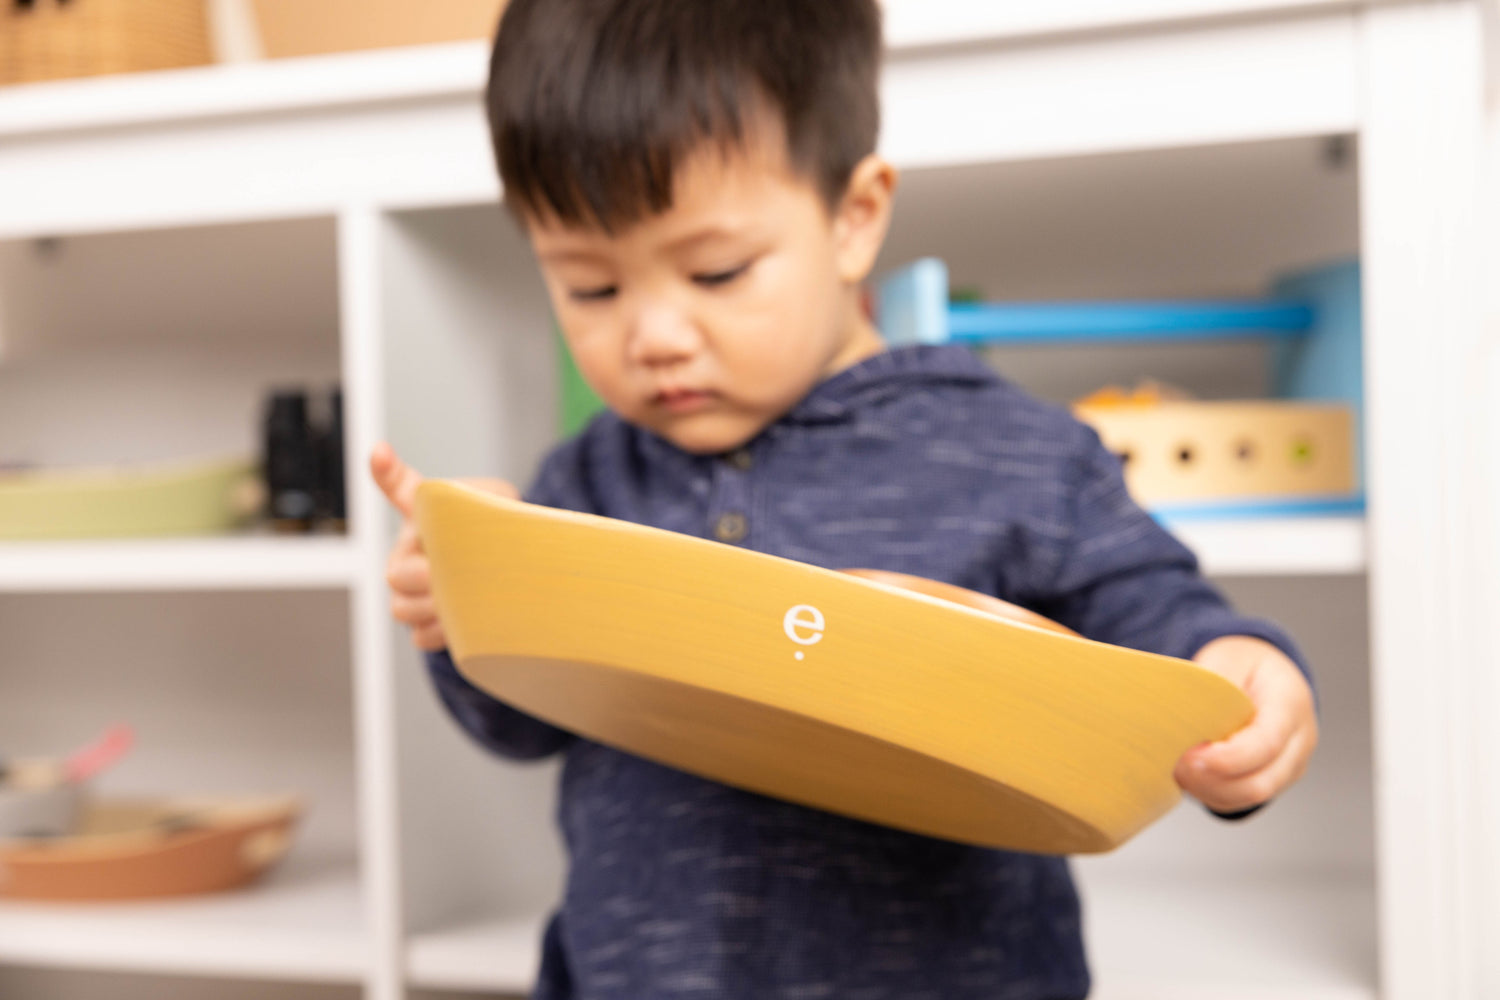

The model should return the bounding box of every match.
[371,1,1319,996]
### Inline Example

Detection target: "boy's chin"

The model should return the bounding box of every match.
[640,412,769,456]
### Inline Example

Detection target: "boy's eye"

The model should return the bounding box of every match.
[693,262,751,288]
[568,285,618,303]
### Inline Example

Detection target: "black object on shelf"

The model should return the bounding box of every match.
[262,389,318,534]
[315,387,347,531]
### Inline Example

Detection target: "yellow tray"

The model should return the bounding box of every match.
[417,482,1254,854]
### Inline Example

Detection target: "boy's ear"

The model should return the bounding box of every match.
[834,155,899,285]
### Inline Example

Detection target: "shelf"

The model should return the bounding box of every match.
[0,2,1360,141]
[882,0,1365,49]
[1167,516,1365,576]
[0,12,1360,239]
[0,43,491,142]
[0,852,367,984]
[0,535,355,593]
[401,874,1373,999]
[407,913,544,994]
[1080,872,1376,1000]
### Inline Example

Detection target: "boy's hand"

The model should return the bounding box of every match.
[1175,636,1318,814]
[369,441,518,651]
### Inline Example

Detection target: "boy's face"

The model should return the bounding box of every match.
[526,130,894,454]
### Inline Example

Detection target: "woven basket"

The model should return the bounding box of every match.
[1,0,212,86]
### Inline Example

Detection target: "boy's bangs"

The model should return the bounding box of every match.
[497,70,753,233]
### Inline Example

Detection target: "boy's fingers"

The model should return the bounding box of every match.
[1179,729,1313,813]
[390,594,438,626]
[1189,702,1295,779]
[386,556,432,597]
[369,441,423,517]
[411,622,448,652]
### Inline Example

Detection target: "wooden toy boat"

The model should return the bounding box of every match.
[0,796,300,901]
[416,483,1254,855]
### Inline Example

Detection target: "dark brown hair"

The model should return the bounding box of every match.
[486,0,882,232]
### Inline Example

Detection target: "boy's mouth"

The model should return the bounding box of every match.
[655,388,715,415]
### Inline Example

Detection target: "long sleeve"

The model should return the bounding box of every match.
[424,647,576,760]
[1035,426,1313,687]
[1033,427,1314,822]
[420,438,594,762]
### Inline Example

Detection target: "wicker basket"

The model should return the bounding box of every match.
[1,0,212,86]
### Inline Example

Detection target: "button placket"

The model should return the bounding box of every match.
[708,447,755,545]
[723,447,753,472]
[714,511,749,543]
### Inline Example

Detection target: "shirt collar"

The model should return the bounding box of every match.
[779,345,996,426]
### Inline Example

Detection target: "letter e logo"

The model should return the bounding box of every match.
[783,605,825,646]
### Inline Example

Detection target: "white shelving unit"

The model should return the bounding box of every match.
[0,853,367,984]
[1,2,1496,999]
[1171,517,1366,577]
[0,536,356,593]
[406,915,544,995]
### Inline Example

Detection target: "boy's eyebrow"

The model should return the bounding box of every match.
[536,247,611,266]
[538,225,753,267]
[664,225,749,255]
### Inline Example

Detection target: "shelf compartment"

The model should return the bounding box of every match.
[0,851,368,984]
[407,913,544,994]
[1081,872,1376,1000]
[1168,515,1364,576]
[0,535,355,593]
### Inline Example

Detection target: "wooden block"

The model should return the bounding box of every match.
[416,482,1255,855]
[1073,400,1356,504]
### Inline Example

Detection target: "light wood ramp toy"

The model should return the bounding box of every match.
[0,796,300,901]
[417,483,1254,855]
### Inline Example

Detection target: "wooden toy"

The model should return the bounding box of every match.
[0,457,257,541]
[1073,395,1356,506]
[416,482,1255,855]
[0,796,301,902]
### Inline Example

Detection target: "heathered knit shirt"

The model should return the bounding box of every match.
[424,344,1309,1000]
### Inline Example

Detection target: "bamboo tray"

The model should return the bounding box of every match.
[0,796,300,901]
[416,482,1254,855]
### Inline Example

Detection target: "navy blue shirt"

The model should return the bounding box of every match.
[425,345,1309,1000]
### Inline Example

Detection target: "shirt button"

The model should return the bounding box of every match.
[723,448,753,471]
[714,512,749,543]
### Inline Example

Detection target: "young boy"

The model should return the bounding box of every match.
[371,1,1319,996]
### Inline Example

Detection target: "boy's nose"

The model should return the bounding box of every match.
[627,303,702,367]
